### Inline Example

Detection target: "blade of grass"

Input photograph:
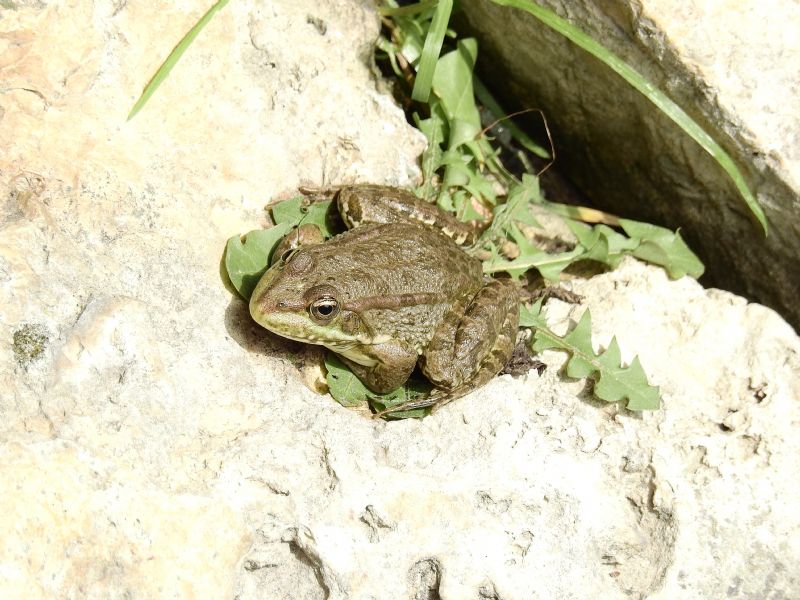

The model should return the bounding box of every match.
[411,0,453,103]
[490,0,768,234]
[127,0,230,121]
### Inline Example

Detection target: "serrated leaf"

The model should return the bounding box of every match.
[270,196,336,237]
[566,220,637,261]
[563,218,702,277]
[224,223,291,300]
[484,245,585,280]
[619,219,704,278]
[529,309,660,410]
[565,219,599,249]
[439,150,472,188]
[595,224,639,255]
[325,353,432,419]
[595,345,660,410]
[518,299,546,328]
[561,310,596,379]
[580,232,612,267]
[448,117,481,150]
[478,175,541,246]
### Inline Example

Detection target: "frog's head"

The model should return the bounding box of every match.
[249,248,375,352]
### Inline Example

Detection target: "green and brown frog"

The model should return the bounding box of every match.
[249,185,519,415]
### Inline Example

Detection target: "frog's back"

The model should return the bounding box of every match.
[312,222,482,298]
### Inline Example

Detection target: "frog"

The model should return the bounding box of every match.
[249,184,520,416]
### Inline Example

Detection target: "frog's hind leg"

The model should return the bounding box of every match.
[422,278,519,391]
[375,280,519,417]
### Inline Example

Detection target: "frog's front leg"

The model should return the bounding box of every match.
[337,339,418,395]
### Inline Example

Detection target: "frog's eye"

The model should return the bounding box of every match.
[309,296,339,321]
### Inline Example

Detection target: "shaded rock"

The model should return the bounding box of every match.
[461,0,800,329]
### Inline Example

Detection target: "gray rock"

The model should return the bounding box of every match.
[1,1,798,599]
[460,0,800,330]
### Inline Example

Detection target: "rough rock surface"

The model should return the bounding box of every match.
[1,1,799,599]
[461,0,800,331]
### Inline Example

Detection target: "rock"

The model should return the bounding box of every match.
[460,0,800,331]
[1,0,799,598]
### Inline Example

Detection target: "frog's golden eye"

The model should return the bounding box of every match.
[309,296,339,321]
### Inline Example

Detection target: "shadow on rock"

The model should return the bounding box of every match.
[223,294,304,360]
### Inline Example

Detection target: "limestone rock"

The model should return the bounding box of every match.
[1,0,799,599]
[461,0,800,330]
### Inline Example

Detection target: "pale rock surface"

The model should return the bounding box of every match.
[1,1,799,599]
[461,0,800,330]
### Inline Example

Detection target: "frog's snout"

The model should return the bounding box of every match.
[249,268,280,323]
[249,268,308,334]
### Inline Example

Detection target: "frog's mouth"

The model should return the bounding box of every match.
[250,296,389,369]
[249,293,368,347]
[250,305,353,345]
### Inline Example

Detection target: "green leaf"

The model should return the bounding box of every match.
[127,0,230,121]
[594,344,660,410]
[325,353,432,419]
[224,223,291,300]
[432,38,480,128]
[565,219,635,269]
[411,0,454,103]
[518,299,546,328]
[490,0,767,234]
[270,196,336,237]
[324,354,370,408]
[529,308,660,410]
[619,219,705,278]
[562,218,704,278]
[447,117,481,151]
[483,244,585,280]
